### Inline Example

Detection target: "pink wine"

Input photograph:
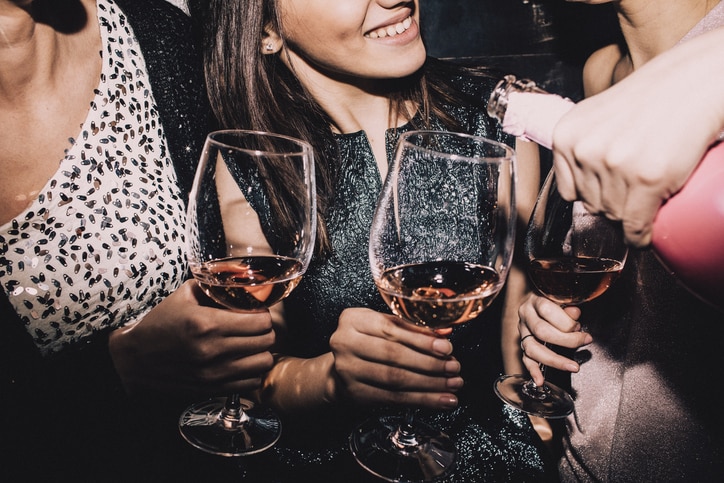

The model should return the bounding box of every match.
[376,261,502,330]
[529,256,624,306]
[191,256,303,311]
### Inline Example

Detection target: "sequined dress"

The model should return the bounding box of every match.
[0,0,210,479]
[238,73,554,482]
[0,0,188,355]
[0,0,208,357]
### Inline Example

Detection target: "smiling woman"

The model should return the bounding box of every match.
[194,0,554,481]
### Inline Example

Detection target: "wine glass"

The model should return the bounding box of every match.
[179,130,316,456]
[494,169,628,418]
[353,130,517,482]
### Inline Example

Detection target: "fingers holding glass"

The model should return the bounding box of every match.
[495,169,627,419]
[356,131,516,481]
[180,130,316,456]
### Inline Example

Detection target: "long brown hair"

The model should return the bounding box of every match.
[201,0,496,257]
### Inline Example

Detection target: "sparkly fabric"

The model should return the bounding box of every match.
[559,6,724,481]
[240,73,554,482]
[0,0,188,355]
[678,0,724,44]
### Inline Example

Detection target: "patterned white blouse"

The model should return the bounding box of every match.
[0,0,188,355]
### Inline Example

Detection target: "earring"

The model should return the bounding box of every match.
[265,42,274,52]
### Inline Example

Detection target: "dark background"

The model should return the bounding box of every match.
[421,0,621,99]
[415,0,622,183]
[422,0,618,59]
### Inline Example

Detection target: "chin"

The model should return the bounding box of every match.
[387,51,427,77]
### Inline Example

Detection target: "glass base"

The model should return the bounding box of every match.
[350,415,455,483]
[179,396,281,456]
[494,374,574,419]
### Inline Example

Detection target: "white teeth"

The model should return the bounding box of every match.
[366,16,412,39]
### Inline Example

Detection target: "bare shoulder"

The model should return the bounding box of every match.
[582,44,624,97]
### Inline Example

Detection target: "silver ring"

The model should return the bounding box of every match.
[520,334,536,354]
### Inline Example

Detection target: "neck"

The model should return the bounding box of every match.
[280,47,414,135]
[0,0,95,101]
[616,0,720,69]
[287,61,416,180]
[299,72,399,135]
[308,79,402,181]
[318,87,395,136]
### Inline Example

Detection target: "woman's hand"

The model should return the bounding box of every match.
[552,27,724,247]
[109,280,275,396]
[329,308,463,410]
[517,293,590,386]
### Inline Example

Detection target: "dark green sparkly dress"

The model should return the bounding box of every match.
[239,73,555,482]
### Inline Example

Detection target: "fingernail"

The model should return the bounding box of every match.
[583,333,593,345]
[432,338,453,356]
[565,362,580,372]
[444,360,461,375]
[439,395,458,408]
[446,376,464,390]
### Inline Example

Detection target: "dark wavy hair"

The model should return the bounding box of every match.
[201,0,497,256]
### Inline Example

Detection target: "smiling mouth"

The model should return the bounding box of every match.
[365,16,413,39]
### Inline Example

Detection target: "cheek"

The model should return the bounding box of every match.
[284,21,365,63]
[282,2,364,45]
[282,16,426,80]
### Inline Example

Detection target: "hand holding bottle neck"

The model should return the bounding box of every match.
[488,75,574,150]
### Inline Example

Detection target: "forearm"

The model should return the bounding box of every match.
[260,351,339,415]
[501,264,528,376]
[668,26,724,133]
[585,26,724,152]
[502,138,540,375]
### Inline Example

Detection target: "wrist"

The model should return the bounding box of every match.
[262,352,340,414]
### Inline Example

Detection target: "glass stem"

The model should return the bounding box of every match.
[390,408,421,452]
[522,343,553,400]
[220,393,250,430]
[539,344,550,381]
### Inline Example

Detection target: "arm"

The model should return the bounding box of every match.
[501,139,540,376]
[213,159,459,414]
[110,162,281,397]
[552,26,724,247]
[108,280,275,396]
[504,138,566,444]
[261,307,463,415]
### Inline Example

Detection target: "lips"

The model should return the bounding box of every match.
[364,16,413,39]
